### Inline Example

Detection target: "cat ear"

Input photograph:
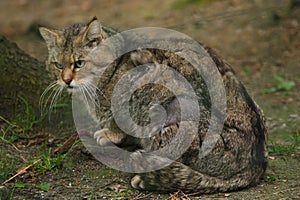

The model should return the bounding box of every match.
[38,26,62,47]
[83,17,103,41]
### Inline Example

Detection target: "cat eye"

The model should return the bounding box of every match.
[53,62,63,70]
[75,60,85,68]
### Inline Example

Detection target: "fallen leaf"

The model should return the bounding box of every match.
[224,193,231,197]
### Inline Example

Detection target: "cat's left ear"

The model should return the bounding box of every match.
[82,17,103,45]
[38,26,63,48]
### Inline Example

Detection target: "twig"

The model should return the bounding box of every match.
[132,192,152,200]
[4,140,21,153]
[168,190,194,200]
[51,133,80,156]
[19,155,28,163]
[168,191,180,200]
[2,159,41,184]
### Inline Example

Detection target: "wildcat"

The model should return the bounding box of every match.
[39,17,268,193]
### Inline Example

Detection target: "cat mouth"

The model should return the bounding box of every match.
[65,81,77,91]
[66,85,77,92]
[66,85,84,94]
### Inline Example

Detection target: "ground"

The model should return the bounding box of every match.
[0,0,299,199]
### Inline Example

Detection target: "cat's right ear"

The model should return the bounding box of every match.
[38,26,62,47]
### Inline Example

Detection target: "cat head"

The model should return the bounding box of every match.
[39,17,108,91]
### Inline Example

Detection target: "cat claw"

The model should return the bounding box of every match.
[131,175,145,190]
[94,128,111,146]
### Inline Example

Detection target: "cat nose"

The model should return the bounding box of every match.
[63,78,72,85]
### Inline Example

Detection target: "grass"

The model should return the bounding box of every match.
[32,147,67,174]
[0,140,76,198]
[0,135,77,198]
[32,140,78,174]
[0,116,18,144]
[37,182,50,192]
[14,96,42,134]
[90,168,115,178]
[265,174,278,183]
[0,96,77,192]
[111,190,135,199]
[14,182,30,189]
[87,193,94,200]
[0,96,42,184]
[173,0,220,9]
[0,150,16,181]
[14,181,50,192]
[265,74,295,95]
[0,96,42,143]
[0,97,40,184]
[270,142,296,156]
[269,132,300,156]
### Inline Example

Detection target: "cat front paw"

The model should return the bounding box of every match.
[131,175,145,190]
[94,128,112,146]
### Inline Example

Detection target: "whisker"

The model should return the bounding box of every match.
[82,83,99,109]
[44,85,60,113]
[48,86,64,119]
[79,84,89,108]
[40,81,57,109]
[85,82,102,106]
[39,81,59,116]
[40,79,107,120]
[86,81,107,101]
[44,86,58,107]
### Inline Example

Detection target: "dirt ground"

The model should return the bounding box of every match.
[0,0,299,199]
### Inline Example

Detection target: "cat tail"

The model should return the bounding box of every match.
[130,151,263,193]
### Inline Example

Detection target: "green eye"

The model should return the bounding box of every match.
[75,60,85,68]
[53,62,63,69]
